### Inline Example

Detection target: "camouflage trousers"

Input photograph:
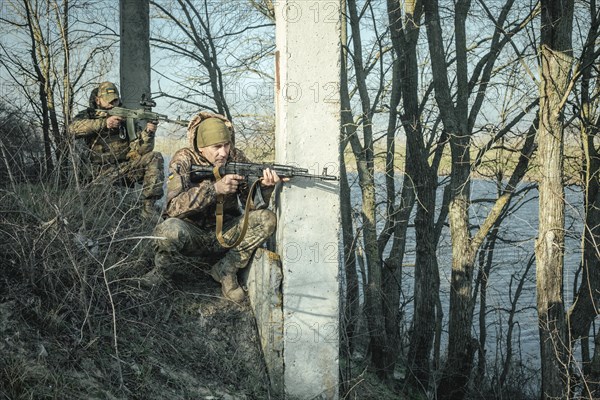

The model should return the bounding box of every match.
[153,209,277,278]
[92,151,164,201]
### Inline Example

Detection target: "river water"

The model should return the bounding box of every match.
[349,173,586,386]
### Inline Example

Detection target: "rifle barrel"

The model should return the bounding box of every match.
[190,162,338,181]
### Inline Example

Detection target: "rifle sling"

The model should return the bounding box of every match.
[214,166,262,249]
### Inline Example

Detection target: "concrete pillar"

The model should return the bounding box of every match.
[274,1,341,399]
[119,0,151,108]
[244,249,285,398]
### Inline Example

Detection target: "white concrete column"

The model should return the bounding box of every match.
[119,0,151,107]
[274,1,341,399]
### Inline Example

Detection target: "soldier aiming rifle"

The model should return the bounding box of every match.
[69,81,174,220]
[144,112,337,301]
[94,94,189,142]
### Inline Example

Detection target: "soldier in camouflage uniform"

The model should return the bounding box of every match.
[144,112,281,302]
[69,81,164,219]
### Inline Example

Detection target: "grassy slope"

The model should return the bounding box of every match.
[0,179,272,399]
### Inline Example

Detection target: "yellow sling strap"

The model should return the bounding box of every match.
[213,165,262,249]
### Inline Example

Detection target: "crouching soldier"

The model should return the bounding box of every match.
[144,112,281,302]
[69,81,164,219]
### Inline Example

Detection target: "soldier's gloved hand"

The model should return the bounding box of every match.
[106,116,122,129]
[214,174,244,195]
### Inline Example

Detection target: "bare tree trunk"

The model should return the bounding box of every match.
[422,1,475,397]
[343,0,391,378]
[339,138,360,356]
[56,0,74,180]
[380,59,404,377]
[387,0,441,390]
[20,0,74,179]
[499,254,535,388]
[23,1,54,175]
[474,221,499,384]
[567,1,600,352]
[340,7,359,356]
[536,1,574,398]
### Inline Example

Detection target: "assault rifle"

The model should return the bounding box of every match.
[190,162,338,183]
[95,96,188,141]
[191,162,337,249]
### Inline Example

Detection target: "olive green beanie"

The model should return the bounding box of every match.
[195,118,232,148]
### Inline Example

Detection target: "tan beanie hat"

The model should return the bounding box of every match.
[195,118,232,148]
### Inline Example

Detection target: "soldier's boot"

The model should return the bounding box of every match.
[141,200,161,221]
[210,260,245,302]
[139,253,169,288]
[139,266,166,288]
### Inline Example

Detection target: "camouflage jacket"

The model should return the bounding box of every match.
[165,147,273,228]
[69,108,155,164]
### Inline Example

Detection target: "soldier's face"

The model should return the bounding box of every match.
[96,97,119,109]
[200,142,231,166]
